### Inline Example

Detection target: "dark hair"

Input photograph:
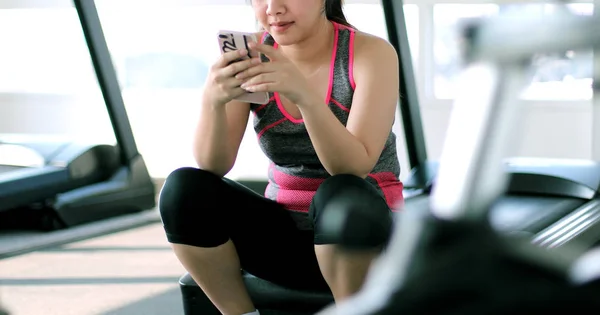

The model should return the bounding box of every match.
[324,0,355,29]
[248,0,355,30]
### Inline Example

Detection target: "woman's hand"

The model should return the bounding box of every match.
[236,42,316,106]
[203,48,262,107]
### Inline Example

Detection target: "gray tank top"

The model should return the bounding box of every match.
[249,22,403,228]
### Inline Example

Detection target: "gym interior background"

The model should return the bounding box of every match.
[0,0,596,314]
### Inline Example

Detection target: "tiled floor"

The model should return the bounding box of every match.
[0,223,187,315]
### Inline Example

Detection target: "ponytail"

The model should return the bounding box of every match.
[324,0,355,29]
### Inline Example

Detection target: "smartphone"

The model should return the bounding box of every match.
[217,30,270,105]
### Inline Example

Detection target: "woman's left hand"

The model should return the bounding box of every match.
[236,42,315,106]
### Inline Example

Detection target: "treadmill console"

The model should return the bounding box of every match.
[402,158,600,200]
[505,158,600,200]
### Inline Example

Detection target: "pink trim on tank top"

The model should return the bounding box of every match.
[348,30,356,90]
[330,98,350,112]
[367,172,405,211]
[257,117,287,139]
[272,167,325,213]
[331,22,356,90]
[272,22,340,124]
[261,31,268,44]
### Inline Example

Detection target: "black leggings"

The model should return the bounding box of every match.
[158,167,393,291]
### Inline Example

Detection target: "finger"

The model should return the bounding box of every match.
[222,76,246,89]
[220,79,249,100]
[215,49,251,68]
[221,57,261,78]
[240,73,276,89]
[235,62,276,80]
[228,86,249,99]
[243,82,276,93]
[248,42,280,61]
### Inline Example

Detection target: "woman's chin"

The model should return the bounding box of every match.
[269,34,299,46]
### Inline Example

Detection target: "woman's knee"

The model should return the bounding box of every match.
[158,167,229,247]
[310,174,393,248]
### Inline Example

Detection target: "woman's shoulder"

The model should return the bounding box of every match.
[349,30,399,80]
[352,30,397,58]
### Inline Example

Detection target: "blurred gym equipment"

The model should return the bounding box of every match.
[318,3,600,314]
[395,0,600,251]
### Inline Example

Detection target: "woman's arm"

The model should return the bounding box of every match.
[193,98,250,177]
[193,32,265,177]
[297,34,400,178]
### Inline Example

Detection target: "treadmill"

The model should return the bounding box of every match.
[0,1,156,231]
[385,1,600,250]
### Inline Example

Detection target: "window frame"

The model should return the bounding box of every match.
[1,0,595,179]
[2,0,592,109]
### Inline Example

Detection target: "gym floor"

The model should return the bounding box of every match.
[0,223,186,315]
[0,183,189,315]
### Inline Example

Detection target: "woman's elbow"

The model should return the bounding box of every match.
[327,164,372,179]
[192,152,234,178]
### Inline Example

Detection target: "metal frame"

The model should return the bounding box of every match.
[73,0,139,165]
[593,0,600,160]
[430,62,528,220]
[381,0,429,172]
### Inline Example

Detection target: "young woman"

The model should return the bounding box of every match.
[159,0,404,314]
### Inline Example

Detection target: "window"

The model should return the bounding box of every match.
[0,7,115,144]
[0,1,417,180]
[0,8,98,94]
[520,3,594,101]
[344,4,419,70]
[433,4,499,100]
[432,2,594,101]
[97,3,260,179]
[2,0,594,181]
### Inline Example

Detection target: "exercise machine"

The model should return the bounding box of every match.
[0,293,7,315]
[0,0,156,231]
[318,4,600,314]
[390,0,600,250]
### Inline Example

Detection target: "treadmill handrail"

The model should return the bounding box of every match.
[381,0,428,171]
[405,159,600,200]
[73,0,139,165]
[592,0,600,161]
[0,166,65,185]
[464,11,600,63]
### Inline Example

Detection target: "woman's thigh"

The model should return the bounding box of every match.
[221,178,330,292]
[159,168,327,291]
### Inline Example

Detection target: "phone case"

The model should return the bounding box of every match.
[217,30,270,105]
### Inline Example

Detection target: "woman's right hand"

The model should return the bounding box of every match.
[203,49,262,107]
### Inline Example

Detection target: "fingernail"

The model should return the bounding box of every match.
[240,83,247,88]
[248,42,256,48]
[238,49,247,56]
[252,58,261,64]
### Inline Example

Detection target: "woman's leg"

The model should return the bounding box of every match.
[309,174,394,302]
[159,167,328,315]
